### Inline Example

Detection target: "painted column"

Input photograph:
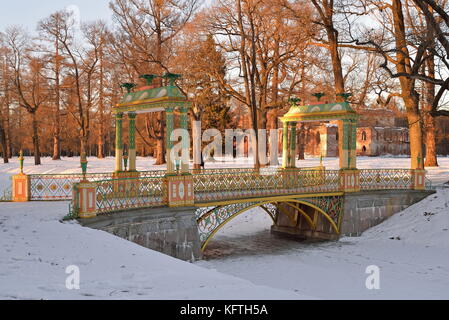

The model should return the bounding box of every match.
[193,120,202,170]
[289,122,297,168]
[348,119,357,169]
[282,122,289,168]
[180,106,190,174]
[339,119,350,170]
[115,113,124,172]
[339,118,360,192]
[166,107,175,175]
[128,112,137,172]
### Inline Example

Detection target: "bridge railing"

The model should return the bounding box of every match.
[71,175,167,217]
[28,170,166,201]
[193,168,341,203]
[359,169,414,191]
[66,167,427,218]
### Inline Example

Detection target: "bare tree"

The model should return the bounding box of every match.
[3,27,51,165]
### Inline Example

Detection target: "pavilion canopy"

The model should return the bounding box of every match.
[114,75,190,114]
[280,102,358,123]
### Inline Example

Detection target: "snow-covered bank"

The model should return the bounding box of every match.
[0,201,306,300]
[197,189,449,300]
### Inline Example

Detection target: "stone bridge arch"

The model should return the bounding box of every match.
[195,194,344,251]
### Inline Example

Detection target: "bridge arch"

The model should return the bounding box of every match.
[196,198,342,251]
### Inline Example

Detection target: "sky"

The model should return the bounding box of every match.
[0,0,112,32]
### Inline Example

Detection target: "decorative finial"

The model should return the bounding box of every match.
[80,152,88,181]
[312,93,326,102]
[320,154,324,167]
[120,83,137,93]
[139,74,158,86]
[417,153,422,169]
[162,73,181,86]
[289,97,301,106]
[337,93,352,102]
[19,150,24,174]
[123,148,129,172]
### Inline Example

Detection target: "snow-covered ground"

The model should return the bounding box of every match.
[197,188,449,299]
[0,156,448,299]
[0,201,308,300]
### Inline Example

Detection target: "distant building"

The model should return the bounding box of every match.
[301,109,411,157]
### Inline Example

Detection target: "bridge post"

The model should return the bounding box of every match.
[73,182,97,219]
[340,169,361,193]
[412,169,426,190]
[166,175,194,207]
[12,173,30,202]
[12,151,30,202]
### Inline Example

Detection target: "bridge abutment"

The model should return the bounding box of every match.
[271,190,434,241]
[79,207,202,262]
[341,190,434,237]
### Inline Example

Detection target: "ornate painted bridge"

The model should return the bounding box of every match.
[64,166,425,251]
[6,74,431,259]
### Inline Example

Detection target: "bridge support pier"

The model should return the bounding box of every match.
[271,202,340,242]
[80,206,202,262]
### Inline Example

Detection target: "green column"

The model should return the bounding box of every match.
[289,123,297,168]
[339,119,351,170]
[115,113,124,172]
[282,122,289,168]
[180,105,190,174]
[128,112,137,172]
[166,107,175,174]
[349,119,357,169]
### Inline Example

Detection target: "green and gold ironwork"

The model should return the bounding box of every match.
[193,168,338,204]
[94,176,167,215]
[28,170,166,201]
[359,169,414,190]
[196,194,345,251]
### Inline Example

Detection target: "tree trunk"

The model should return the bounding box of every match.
[392,0,424,169]
[155,136,166,165]
[154,113,166,165]
[97,134,105,159]
[97,45,106,160]
[0,122,8,163]
[31,112,41,165]
[424,53,438,167]
[52,39,61,160]
[80,135,88,159]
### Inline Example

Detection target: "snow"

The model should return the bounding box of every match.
[1,156,449,300]
[0,201,305,300]
[197,188,449,299]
